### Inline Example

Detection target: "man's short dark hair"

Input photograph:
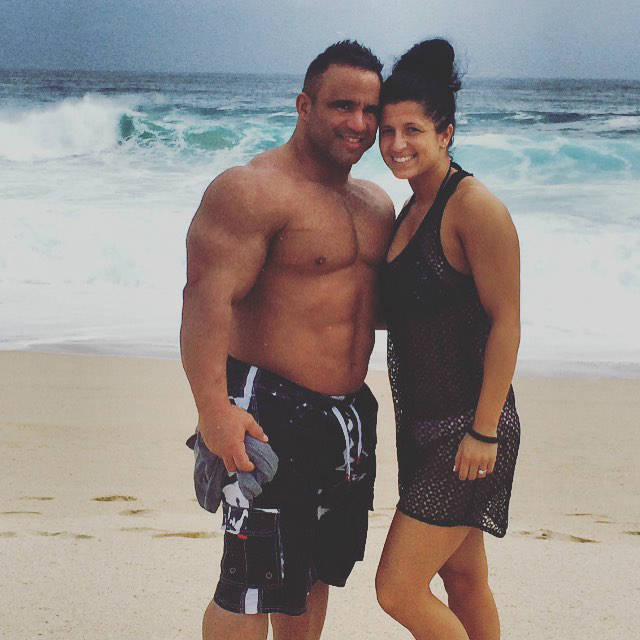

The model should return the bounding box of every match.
[303,40,383,98]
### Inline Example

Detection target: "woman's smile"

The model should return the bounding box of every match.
[379,100,451,179]
[389,153,417,164]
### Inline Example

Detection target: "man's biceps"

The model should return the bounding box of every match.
[196,262,261,301]
[191,192,265,244]
[191,230,268,276]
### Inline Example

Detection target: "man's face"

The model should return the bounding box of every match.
[302,64,381,168]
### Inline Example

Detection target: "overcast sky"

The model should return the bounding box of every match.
[2,0,638,78]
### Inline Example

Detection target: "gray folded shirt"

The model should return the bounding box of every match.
[186,430,279,513]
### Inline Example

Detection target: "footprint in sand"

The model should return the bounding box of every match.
[0,510,42,515]
[119,508,151,516]
[564,513,616,524]
[93,495,137,502]
[153,531,220,539]
[566,512,614,524]
[119,527,219,538]
[35,531,65,536]
[34,531,94,539]
[519,529,598,543]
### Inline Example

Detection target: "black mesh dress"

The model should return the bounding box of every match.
[381,163,520,538]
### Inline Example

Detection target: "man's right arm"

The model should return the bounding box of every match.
[180,167,274,472]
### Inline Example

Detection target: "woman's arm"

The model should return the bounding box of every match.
[452,183,521,481]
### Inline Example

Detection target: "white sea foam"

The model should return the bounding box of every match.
[511,112,539,121]
[0,94,137,161]
[599,115,640,132]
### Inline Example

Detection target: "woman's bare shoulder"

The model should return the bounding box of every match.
[449,175,514,234]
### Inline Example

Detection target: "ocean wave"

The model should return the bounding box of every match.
[460,109,640,136]
[117,115,282,155]
[0,94,135,161]
[598,114,640,133]
[3,91,638,180]
[0,90,302,162]
[511,112,540,122]
[454,132,640,181]
[533,111,591,124]
[463,110,594,127]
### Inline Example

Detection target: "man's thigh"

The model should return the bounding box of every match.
[203,599,269,640]
[270,581,329,640]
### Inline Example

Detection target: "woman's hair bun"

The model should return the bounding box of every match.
[393,38,460,92]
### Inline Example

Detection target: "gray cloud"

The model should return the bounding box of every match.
[1,0,638,78]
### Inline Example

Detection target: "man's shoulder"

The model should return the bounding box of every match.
[349,178,395,221]
[207,160,276,200]
[199,153,290,226]
[247,146,288,173]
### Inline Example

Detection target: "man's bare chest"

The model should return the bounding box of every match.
[268,199,384,274]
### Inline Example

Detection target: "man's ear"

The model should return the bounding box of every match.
[296,92,312,117]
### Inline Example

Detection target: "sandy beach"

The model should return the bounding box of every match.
[1,350,639,639]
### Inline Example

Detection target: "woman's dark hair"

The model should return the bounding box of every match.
[381,38,461,147]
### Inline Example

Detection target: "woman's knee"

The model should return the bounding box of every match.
[439,563,489,598]
[375,566,408,618]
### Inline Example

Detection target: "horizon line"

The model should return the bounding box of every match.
[1,67,639,83]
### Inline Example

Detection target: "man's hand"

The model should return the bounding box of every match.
[454,433,497,481]
[198,404,268,473]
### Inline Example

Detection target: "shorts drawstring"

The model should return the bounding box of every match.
[331,401,362,480]
[352,402,363,463]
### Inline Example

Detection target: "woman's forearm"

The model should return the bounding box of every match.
[472,316,520,437]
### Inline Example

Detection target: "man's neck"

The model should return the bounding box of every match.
[286,133,351,188]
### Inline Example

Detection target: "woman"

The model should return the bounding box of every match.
[376,39,521,640]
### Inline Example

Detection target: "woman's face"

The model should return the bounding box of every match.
[379,101,452,180]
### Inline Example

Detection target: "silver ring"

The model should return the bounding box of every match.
[478,469,487,475]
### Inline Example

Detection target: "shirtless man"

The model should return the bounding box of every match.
[180,41,394,640]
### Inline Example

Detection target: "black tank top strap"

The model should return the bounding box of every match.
[428,162,473,229]
[391,162,474,238]
[393,195,414,232]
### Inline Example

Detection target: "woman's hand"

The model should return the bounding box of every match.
[454,433,497,481]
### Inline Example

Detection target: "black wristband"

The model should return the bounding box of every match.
[468,428,498,444]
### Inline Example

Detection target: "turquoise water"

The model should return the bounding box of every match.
[1,70,639,372]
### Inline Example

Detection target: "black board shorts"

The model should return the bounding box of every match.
[199,356,378,616]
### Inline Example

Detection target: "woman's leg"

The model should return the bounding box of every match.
[375,510,470,640]
[438,529,500,640]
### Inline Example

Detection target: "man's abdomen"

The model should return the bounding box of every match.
[230,291,375,394]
